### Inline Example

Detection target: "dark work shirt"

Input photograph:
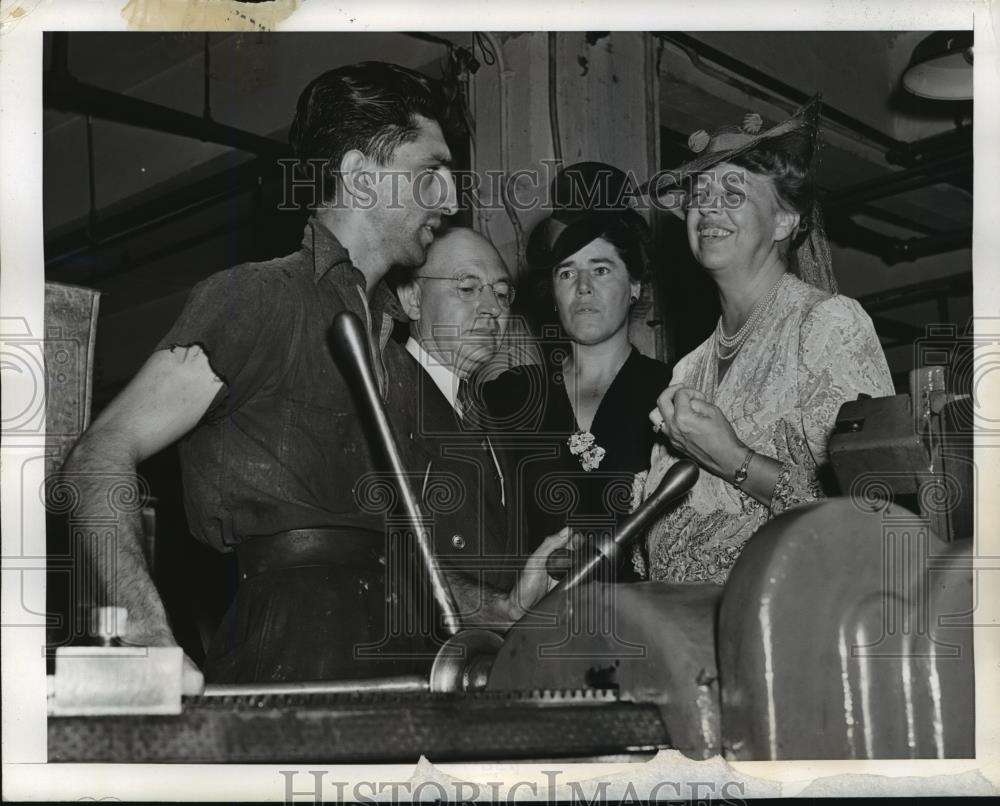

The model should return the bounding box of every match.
[483,346,672,556]
[156,217,406,551]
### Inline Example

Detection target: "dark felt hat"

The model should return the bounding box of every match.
[526,161,645,269]
[647,94,822,218]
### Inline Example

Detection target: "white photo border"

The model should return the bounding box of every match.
[2,0,997,800]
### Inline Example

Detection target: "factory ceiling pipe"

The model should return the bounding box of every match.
[823,152,971,211]
[655,33,904,153]
[44,73,291,158]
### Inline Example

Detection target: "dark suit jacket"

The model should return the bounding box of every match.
[384,341,516,591]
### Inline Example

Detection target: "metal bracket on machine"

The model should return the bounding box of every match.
[428,629,504,693]
[828,365,973,541]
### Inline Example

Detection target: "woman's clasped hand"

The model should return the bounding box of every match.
[650,385,746,481]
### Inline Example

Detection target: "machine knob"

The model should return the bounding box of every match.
[429,629,504,693]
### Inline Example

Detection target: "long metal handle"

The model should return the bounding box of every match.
[553,459,700,593]
[329,311,461,636]
[203,675,429,697]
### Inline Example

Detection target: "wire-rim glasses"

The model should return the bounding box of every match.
[417,275,516,309]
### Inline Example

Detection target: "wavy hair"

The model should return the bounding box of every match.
[730,138,815,248]
[530,210,652,308]
[288,61,452,202]
[730,135,836,292]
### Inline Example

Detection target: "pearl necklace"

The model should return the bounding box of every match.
[715,273,786,360]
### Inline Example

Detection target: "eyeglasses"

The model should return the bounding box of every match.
[417,275,516,309]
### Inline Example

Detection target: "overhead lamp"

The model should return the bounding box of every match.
[902,31,973,101]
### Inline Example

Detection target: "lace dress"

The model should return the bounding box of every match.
[635,274,894,584]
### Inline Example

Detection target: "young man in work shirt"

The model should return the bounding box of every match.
[66,62,464,685]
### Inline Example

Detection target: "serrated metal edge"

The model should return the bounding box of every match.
[185,687,621,709]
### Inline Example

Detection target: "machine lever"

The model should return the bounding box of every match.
[328,311,462,636]
[549,460,699,592]
[546,542,601,582]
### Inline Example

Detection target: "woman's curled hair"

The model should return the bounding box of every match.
[531,210,652,306]
[730,136,816,248]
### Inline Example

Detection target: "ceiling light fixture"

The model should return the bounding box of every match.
[902,31,973,101]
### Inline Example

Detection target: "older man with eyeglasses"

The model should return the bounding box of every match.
[391,227,570,632]
[398,227,515,397]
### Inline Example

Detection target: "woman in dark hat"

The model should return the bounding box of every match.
[638,96,894,584]
[483,162,671,573]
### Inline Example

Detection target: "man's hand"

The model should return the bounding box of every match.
[649,384,746,480]
[444,529,573,631]
[506,527,573,622]
[182,654,205,695]
[121,625,205,696]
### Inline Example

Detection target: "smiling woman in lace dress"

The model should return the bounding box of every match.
[638,97,894,584]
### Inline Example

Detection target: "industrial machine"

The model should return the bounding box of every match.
[46,310,975,763]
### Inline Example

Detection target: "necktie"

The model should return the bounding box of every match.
[459,379,505,505]
[458,379,504,505]
[456,378,472,422]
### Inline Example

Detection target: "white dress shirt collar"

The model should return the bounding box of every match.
[404,337,504,505]
[405,337,461,413]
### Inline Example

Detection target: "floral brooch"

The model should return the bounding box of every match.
[567,430,606,472]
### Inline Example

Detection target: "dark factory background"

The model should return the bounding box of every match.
[42,31,974,662]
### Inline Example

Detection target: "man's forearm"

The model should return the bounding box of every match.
[62,437,176,645]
